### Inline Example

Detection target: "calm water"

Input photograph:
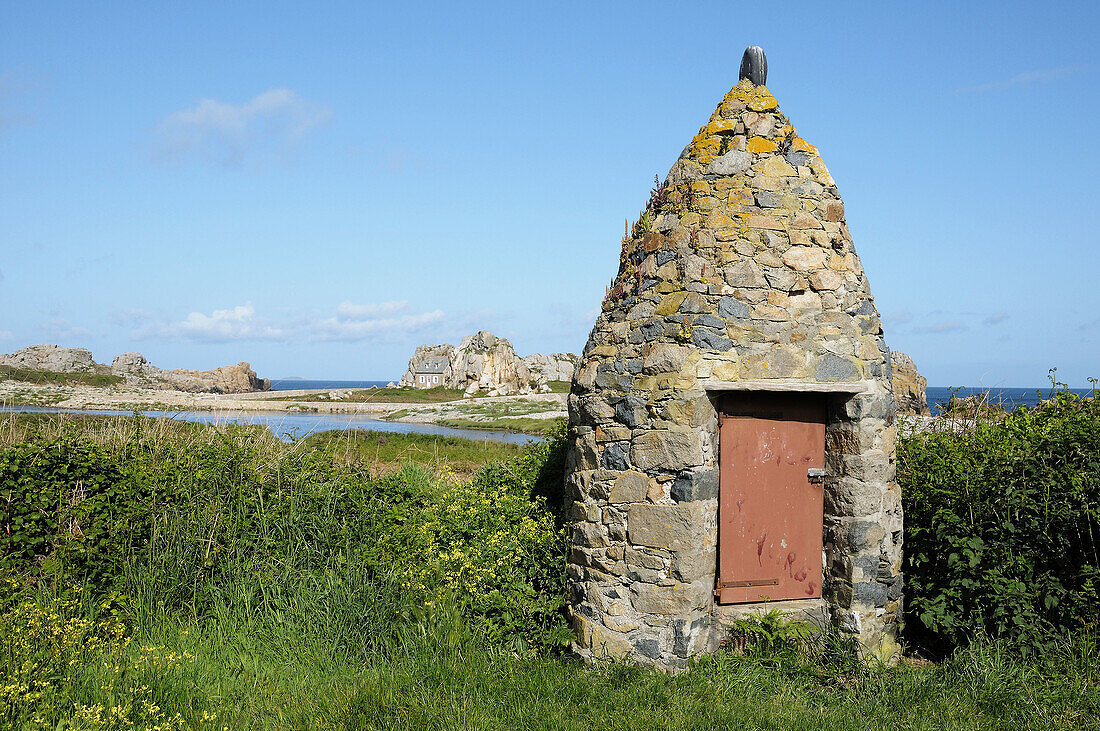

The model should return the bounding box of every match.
[926,386,1095,416]
[2,406,542,445]
[269,379,391,391]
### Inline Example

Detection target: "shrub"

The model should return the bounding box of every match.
[0,416,572,656]
[899,388,1100,655]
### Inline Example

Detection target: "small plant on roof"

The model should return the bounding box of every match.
[647,174,669,211]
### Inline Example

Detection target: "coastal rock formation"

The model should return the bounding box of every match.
[523,353,579,384]
[890,351,929,416]
[451,331,533,396]
[400,332,578,395]
[111,353,270,393]
[0,344,269,394]
[0,345,103,373]
[565,66,900,667]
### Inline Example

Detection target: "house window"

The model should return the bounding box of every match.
[433,376,438,384]
[419,375,424,383]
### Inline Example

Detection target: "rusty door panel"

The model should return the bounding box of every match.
[717,393,825,604]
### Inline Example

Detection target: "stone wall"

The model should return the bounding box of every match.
[565,77,901,666]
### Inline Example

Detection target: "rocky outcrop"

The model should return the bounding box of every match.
[111,353,269,393]
[451,331,533,396]
[0,345,103,374]
[523,353,580,384]
[890,351,929,416]
[400,332,578,395]
[0,344,269,393]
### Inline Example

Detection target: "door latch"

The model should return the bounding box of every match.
[807,468,824,484]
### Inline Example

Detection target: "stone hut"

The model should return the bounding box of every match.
[565,48,901,667]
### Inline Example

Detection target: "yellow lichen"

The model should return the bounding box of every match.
[715,79,780,116]
[792,137,819,155]
[747,136,778,153]
[727,189,753,208]
[656,291,688,316]
[687,135,721,165]
[704,119,737,135]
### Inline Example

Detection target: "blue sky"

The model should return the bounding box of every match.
[2,1,1097,386]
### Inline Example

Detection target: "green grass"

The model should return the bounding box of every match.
[0,365,122,387]
[300,429,526,476]
[6,585,1098,730]
[450,398,558,418]
[546,380,572,393]
[440,415,566,436]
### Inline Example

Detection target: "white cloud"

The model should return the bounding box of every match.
[0,330,13,342]
[136,302,284,342]
[983,313,1008,326]
[954,65,1087,95]
[155,88,331,167]
[312,309,444,342]
[132,301,444,343]
[335,300,410,320]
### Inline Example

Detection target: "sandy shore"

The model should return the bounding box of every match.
[0,381,568,429]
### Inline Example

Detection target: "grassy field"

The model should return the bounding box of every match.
[0,365,122,387]
[2,409,1098,729]
[439,415,566,436]
[263,385,472,403]
[301,428,526,476]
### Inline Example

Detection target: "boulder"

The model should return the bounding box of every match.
[523,352,580,384]
[890,351,929,416]
[451,331,533,395]
[0,345,103,373]
[111,352,269,393]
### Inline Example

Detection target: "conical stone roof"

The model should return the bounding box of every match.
[585,78,888,383]
[565,73,901,666]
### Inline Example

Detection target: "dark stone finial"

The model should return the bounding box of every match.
[739,46,767,86]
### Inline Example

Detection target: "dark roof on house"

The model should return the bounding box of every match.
[417,357,449,374]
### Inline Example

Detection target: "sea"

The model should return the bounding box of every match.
[925,386,1095,416]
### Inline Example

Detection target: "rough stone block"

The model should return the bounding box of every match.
[630,579,711,615]
[643,343,689,374]
[782,246,828,272]
[601,442,630,471]
[627,502,711,552]
[670,468,719,502]
[630,429,704,472]
[609,471,651,504]
[691,327,734,352]
[671,547,716,582]
[723,260,766,288]
[718,296,751,320]
[815,354,859,382]
[854,581,888,607]
[707,149,752,175]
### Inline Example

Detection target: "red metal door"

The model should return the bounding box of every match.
[716,393,825,604]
